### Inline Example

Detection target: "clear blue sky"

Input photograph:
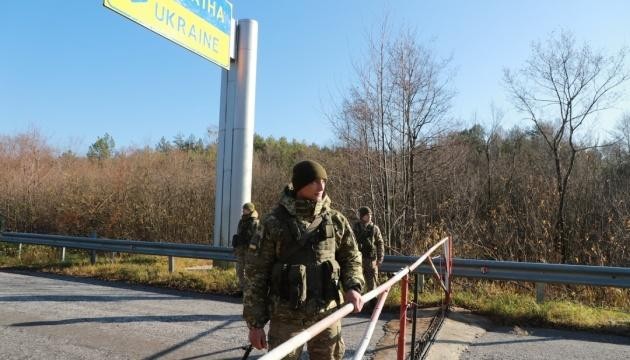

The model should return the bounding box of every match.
[2,1,629,154]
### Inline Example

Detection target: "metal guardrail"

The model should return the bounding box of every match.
[2,232,629,288]
[0,232,235,262]
[383,256,630,288]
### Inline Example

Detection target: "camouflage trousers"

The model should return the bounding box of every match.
[268,310,345,360]
[362,257,379,293]
[234,246,247,291]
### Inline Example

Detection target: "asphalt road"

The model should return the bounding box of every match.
[3,270,627,359]
[427,308,630,360]
[460,325,630,360]
[0,270,392,360]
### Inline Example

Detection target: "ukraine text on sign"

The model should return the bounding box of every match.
[104,0,233,69]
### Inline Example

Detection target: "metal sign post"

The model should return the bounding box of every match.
[214,20,258,247]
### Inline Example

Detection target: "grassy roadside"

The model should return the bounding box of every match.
[1,244,628,336]
[453,283,630,336]
[0,244,240,294]
[383,278,630,336]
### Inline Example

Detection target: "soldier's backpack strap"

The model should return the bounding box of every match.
[299,215,324,244]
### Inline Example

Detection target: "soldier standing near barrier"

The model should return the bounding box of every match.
[243,160,365,359]
[353,206,384,296]
[232,202,260,296]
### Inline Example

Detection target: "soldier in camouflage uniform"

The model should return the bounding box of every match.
[232,202,260,293]
[353,206,384,294]
[243,160,365,360]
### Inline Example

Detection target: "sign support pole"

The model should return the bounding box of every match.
[214,20,258,247]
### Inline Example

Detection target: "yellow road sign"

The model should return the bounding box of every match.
[104,0,232,69]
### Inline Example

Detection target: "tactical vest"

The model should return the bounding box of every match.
[269,205,343,311]
[232,216,257,248]
[355,223,376,259]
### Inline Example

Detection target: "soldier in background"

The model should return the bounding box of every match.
[232,202,260,295]
[243,160,364,359]
[353,206,384,296]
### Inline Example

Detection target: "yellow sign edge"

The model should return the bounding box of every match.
[103,0,231,70]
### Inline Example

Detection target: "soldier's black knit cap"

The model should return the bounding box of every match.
[291,160,328,192]
[358,206,372,217]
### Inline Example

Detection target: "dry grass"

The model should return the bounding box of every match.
[0,131,216,243]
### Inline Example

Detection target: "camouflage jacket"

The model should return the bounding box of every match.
[233,211,260,248]
[243,185,364,329]
[352,221,384,263]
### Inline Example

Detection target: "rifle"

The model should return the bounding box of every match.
[241,344,253,360]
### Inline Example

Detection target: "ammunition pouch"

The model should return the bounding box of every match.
[231,234,240,248]
[361,240,376,259]
[358,226,376,259]
[272,263,307,309]
[321,259,341,304]
[271,259,341,310]
[248,232,261,250]
[232,232,253,248]
[322,217,335,240]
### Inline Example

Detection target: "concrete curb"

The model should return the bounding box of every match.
[425,307,491,360]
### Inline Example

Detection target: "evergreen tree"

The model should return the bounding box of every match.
[87,133,115,161]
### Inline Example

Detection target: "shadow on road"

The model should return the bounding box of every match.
[0,295,185,302]
[177,345,250,360]
[143,318,241,360]
[11,314,240,327]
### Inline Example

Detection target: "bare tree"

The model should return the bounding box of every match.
[614,112,630,153]
[478,104,504,208]
[504,30,629,263]
[330,20,396,251]
[389,30,455,241]
[330,23,454,252]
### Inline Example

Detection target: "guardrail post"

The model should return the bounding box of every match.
[90,232,97,265]
[398,273,409,360]
[18,243,22,260]
[168,256,175,273]
[536,282,545,303]
[444,236,453,305]
[60,247,66,262]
